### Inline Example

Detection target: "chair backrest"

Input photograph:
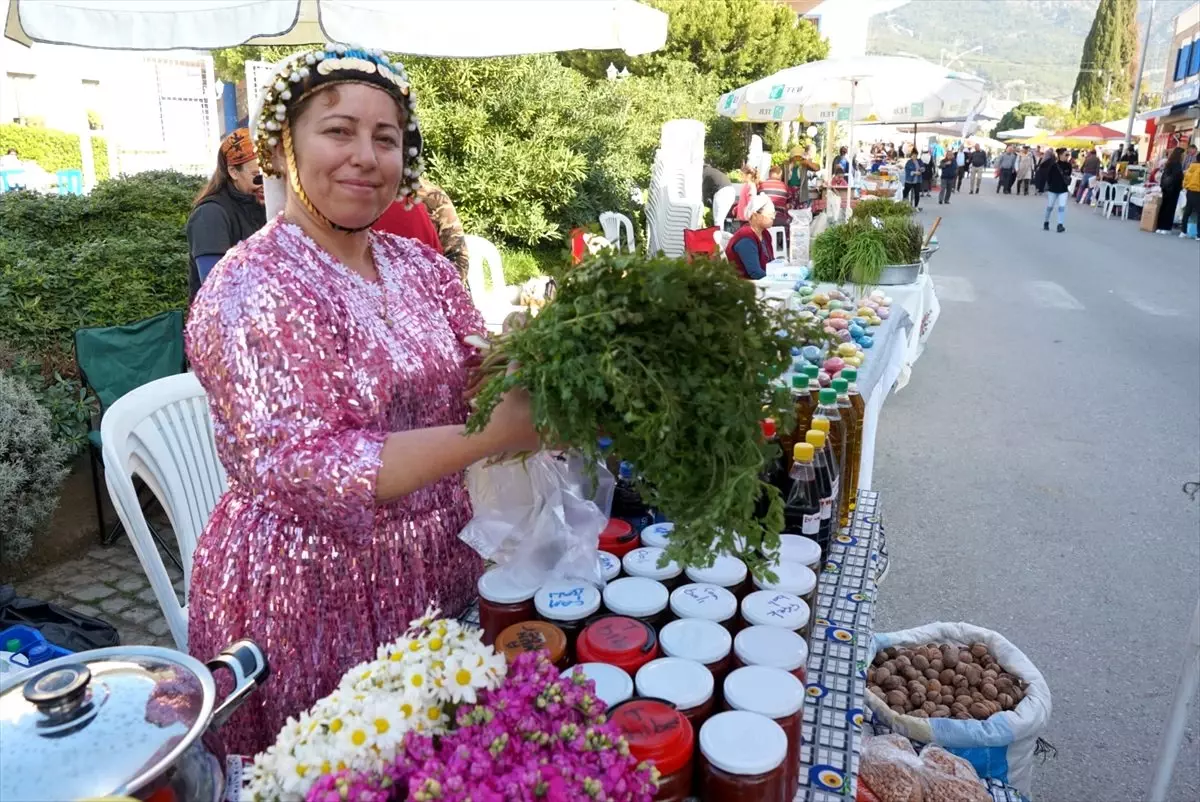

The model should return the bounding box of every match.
[464,234,506,300]
[767,226,787,256]
[683,226,720,260]
[100,372,227,650]
[712,184,739,229]
[713,231,732,258]
[599,212,636,253]
[0,169,25,192]
[56,169,83,195]
[75,309,186,415]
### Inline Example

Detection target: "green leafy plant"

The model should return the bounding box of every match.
[466,251,820,580]
[810,217,926,286]
[0,123,109,177]
[0,372,71,563]
[853,198,915,219]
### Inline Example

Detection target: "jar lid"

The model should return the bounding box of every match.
[699,710,787,776]
[669,583,737,623]
[723,666,804,718]
[496,621,568,665]
[733,626,808,672]
[752,561,817,596]
[534,581,602,622]
[599,518,635,548]
[639,522,675,549]
[684,554,748,588]
[659,619,732,665]
[597,551,621,582]
[778,534,821,567]
[622,547,682,581]
[0,646,215,801]
[602,577,668,618]
[610,699,694,777]
[477,569,539,604]
[740,590,810,631]
[575,616,657,668]
[561,662,634,709]
[635,657,714,711]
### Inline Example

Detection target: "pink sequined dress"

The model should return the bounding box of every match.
[185,216,485,756]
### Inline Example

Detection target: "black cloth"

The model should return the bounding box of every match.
[1157,188,1182,231]
[0,585,121,651]
[903,181,921,208]
[1038,159,1071,194]
[186,185,266,303]
[702,163,732,208]
[939,159,957,180]
[1160,162,1185,194]
[970,149,988,168]
[1182,190,1200,232]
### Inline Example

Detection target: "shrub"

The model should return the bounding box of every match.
[0,123,109,178]
[0,372,71,563]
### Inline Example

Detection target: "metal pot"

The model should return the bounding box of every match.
[0,640,268,802]
[874,262,922,285]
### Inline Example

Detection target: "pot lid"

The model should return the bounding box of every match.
[0,646,215,802]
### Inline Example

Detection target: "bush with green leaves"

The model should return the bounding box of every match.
[0,372,71,563]
[0,123,109,178]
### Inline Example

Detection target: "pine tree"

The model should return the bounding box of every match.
[1072,0,1138,112]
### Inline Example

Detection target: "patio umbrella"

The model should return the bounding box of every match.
[4,0,668,56]
[1053,123,1125,141]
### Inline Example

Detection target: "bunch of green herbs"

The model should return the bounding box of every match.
[809,217,925,286]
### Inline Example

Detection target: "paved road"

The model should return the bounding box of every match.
[874,179,1200,801]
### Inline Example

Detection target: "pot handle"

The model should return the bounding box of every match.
[207,640,270,729]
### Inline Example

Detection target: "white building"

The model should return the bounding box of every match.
[786,0,912,59]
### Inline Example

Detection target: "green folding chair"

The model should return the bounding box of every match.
[74,310,187,566]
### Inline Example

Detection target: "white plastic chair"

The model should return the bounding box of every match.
[712,184,739,231]
[1105,185,1131,219]
[714,230,732,257]
[464,234,523,332]
[599,212,636,253]
[767,226,787,257]
[100,372,227,650]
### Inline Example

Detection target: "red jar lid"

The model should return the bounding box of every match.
[575,616,659,674]
[599,519,636,548]
[610,699,694,777]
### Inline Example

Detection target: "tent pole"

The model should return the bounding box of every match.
[846,78,856,222]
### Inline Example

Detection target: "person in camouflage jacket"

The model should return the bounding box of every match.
[416,178,469,280]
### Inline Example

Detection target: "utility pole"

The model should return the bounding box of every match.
[1125,0,1155,152]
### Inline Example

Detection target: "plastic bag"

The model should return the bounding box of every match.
[460,452,614,590]
[859,736,991,802]
[788,208,813,264]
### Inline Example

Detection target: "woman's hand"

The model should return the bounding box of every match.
[483,385,540,455]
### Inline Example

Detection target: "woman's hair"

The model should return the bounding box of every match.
[1167,146,1185,166]
[193,148,234,208]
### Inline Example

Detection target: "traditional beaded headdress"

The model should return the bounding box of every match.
[252,44,424,232]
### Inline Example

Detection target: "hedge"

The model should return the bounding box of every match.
[0,123,109,180]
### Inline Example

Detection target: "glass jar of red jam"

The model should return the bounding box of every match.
[722,666,805,801]
[575,615,660,676]
[669,583,738,632]
[561,661,634,709]
[476,569,540,646]
[698,710,788,802]
[611,699,695,802]
[639,522,675,549]
[635,657,715,732]
[777,534,821,574]
[658,619,733,701]
[731,626,808,682]
[739,590,810,636]
[602,577,670,629]
[598,550,622,582]
[496,620,568,669]
[622,546,684,590]
[685,554,750,600]
[752,560,818,608]
[600,518,640,559]
[534,580,602,660]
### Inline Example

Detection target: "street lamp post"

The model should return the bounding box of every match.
[1124,0,1155,153]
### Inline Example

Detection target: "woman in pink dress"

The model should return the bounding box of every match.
[185,45,538,756]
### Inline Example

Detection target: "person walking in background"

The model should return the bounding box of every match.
[1014,146,1036,195]
[1034,147,1055,195]
[1077,149,1102,203]
[1180,153,1200,239]
[955,146,968,192]
[1038,147,1072,232]
[1183,143,1198,170]
[921,150,935,197]
[997,145,1017,194]
[938,151,957,205]
[903,149,923,210]
[969,143,987,193]
[1155,146,1186,235]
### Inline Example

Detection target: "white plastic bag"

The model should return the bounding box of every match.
[460,452,614,589]
[865,622,1052,795]
[788,208,813,264]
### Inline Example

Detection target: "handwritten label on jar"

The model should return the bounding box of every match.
[683,586,720,605]
[802,513,820,535]
[548,587,587,609]
[502,626,547,654]
[591,617,647,651]
[613,703,683,739]
[765,594,803,619]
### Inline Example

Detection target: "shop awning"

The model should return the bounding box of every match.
[1138,105,1174,121]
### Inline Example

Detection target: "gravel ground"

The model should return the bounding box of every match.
[874,179,1200,802]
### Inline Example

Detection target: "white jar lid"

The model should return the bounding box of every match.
[699,710,788,776]
[635,657,714,711]
[778,534,821,568]
[561,662,634,708]
[659,618,732,665]
[477,569,539,604]
[639,522,675,548]
[723,666,804,718]
[669,583,737,623]
[733,626,808,672]
[597,551,621,582]
[752,561,817,597]
[534,580,602,622]
[741,590,810,631]
[685,554,748,588]
[602,577,669,618]
[622,546,682,581]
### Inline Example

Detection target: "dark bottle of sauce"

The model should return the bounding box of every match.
[804,429,837,555]
[613,461,655,535]
[782,442,821,541]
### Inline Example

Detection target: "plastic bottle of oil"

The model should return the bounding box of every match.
[809,415,841,530]
[833,374,864,524]
[783,442,821,540]
[781,375,815,474]
[804,429,838,554]
[815,389,846,533]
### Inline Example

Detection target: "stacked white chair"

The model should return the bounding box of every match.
[712,184,740,231]
[465,234,524,332]
[1105,185,1131,220]
[599,212,636,253]
[646,119,705,257]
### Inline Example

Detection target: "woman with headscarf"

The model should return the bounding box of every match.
[185,128,266,301]
[724,194,775,280]
[185,45,539,755]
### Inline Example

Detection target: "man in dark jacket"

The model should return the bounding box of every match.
[702,163,732,209]
[968,144,987,193]
[937,152,957,204]
[1038,148,1073,232]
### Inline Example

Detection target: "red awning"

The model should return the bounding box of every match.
[1053,123,1126,140]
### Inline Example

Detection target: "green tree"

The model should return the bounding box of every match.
[1072,0,1137,111]
[994,102,1048,134]
[561,0,827,91]
[211,45,308,84]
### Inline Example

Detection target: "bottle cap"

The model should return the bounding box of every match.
[810,416,829,433]
[841,368,858,381]
[760,419,777,439]
[618,461,634,481]
[791,374,807,389]
[598,436,613,450]
[792,442,814,462]
[805,429,827,448]
[832,378,849,393]
[819,388,838,404]
[804,365,819,379]
[4,639,20,652]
